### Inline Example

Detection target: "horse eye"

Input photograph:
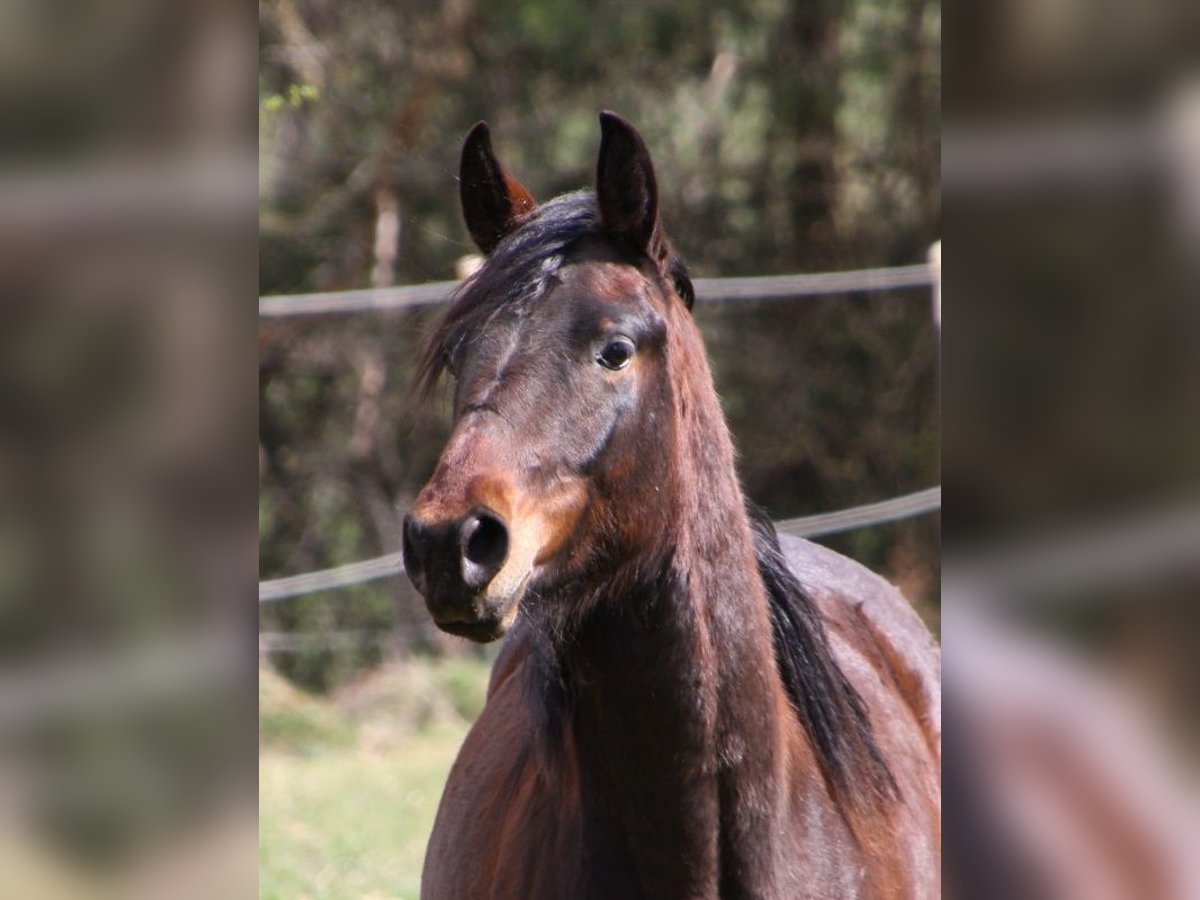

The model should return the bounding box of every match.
[442,348,457,377]
[596,336,636,371]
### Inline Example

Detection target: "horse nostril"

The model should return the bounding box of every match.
[402,514,431,588]
[460,511,509,589]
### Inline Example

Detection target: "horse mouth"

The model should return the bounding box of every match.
[435,617,510,643]
[429,577,526,643]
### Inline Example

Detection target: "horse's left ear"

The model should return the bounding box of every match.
[596,111,662,260]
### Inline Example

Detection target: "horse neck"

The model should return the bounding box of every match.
[662,307,776,665]
[661,309,787,749]
[549,314,790,894]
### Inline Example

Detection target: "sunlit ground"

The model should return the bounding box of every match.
[258,657,490,900]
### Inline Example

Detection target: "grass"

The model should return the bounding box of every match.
[259,655,492,900]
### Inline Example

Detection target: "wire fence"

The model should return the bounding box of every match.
[259,486,942,603]
[258,263,935,317]
[259,626,440,654]
[259,259,943,615]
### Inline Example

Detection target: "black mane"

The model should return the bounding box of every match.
[747,502,897,810]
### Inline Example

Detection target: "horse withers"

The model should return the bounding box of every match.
[401,112,940,899]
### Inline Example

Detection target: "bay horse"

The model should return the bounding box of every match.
[402,112,940,899]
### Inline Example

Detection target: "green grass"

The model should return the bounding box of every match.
[259,656,490,899]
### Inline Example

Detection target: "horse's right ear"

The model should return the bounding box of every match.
[460,121,537,255]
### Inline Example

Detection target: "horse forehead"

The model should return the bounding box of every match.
[555,260,655,308]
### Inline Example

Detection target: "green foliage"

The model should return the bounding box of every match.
[437,655,491,722]
[260,655,494,751]
[261,82,319,114]
[260,665,356,754]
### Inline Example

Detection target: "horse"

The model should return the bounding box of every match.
[401,111,940,899]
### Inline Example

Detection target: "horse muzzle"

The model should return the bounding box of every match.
[402,508,523,642]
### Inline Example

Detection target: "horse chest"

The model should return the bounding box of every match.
[422,658,722,899]
[420,725,633,899]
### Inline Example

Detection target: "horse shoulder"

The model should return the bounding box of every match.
[778,534,942,898]
[778,534,940,751]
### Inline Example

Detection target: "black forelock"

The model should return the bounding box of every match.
[415,191,602,397]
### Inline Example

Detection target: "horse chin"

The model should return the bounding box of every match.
[431,585,523,643]
[435,615,511,643]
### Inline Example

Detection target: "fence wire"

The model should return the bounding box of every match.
[259,487,940,603]
[258,263,935,317]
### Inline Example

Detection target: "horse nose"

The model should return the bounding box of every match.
[460,509,509,589]
[402,514,434,593]
[402,509,510,596]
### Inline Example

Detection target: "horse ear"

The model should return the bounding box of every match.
[460,121,537,255]
[596,110,661,257]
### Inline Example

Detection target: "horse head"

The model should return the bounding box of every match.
[402,113,698,642]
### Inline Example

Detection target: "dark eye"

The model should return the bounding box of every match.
[441,347,458,378]
[596,336,636,371]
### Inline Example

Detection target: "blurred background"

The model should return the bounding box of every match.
[258,2,939,895]
[942,0,1200,896]
[2,1,258,898]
